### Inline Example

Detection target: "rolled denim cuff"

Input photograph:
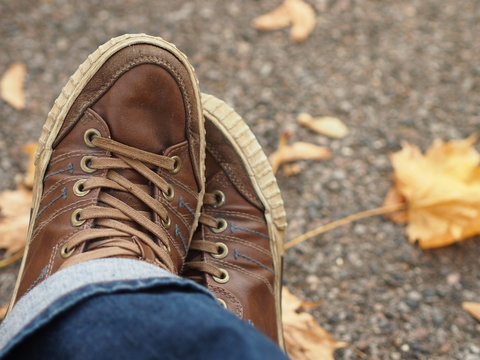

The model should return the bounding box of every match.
[0,258,213,356]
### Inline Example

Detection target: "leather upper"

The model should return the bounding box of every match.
[14,44,202,303]
[185,118,279,343]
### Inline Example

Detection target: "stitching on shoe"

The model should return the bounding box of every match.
[206,234,270,257]
[206,146,261,207]
[43,163,73,182]
[233,248,274,273]
[174,224,188,254]
[36,187,68,219]
[161,200,191,230]
[162,172,199,200]
[26,265,48,293]
[206,209,264,223]
[178,196,195,217]
[42,175,91,200]
[211,259,274,294]
[49,150,104,166]
[210,285,243,318]
[32,198,94,241]
[229,222,269,239]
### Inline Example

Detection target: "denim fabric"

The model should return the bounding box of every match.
[0,258,183,349]
[3,282,289,360]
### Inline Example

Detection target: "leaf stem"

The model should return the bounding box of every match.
[284,203,406,250]
[0,248,25,268]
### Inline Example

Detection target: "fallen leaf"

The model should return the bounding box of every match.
[269,131,331,174]
[0,303,7,321]
[0,141,35,255]
[388,136,480,248]
[0,187,31,254]
[283,163,303,177]
[22,143,37,189]
[298,113,349,139]
[463,302,480,322]
[254,0,317,43]
[283,287,347,359]
[383,187,408,224]
[0,62,26,110]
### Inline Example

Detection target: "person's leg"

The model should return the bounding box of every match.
[6,287,287,360]
[0,35,288,360]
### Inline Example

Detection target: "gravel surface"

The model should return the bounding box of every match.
[1,1,480,359]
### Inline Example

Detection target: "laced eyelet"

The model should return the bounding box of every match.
[161,215,171,229]
[60,244,76,258]
[73,179,90,197]
[211,242,228,259]
[71,208,85,226]
[84,128,101,147]
[162,184,175,201]
[169,155,182,174]
[211,218,228,233]
[216,298,227,309]
[80,156,96,173]
[213,268,230,284]
[212,190,225,208]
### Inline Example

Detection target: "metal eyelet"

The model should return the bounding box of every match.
[212,190,225,208]
[71,208,85,226]
[162,184,175,201]
[60,244,76,258]
[169,155,182,174]
[73,179,90,197]
[211,218,228,233]
[80,156,96,173]
[161,215,171,230]
[217,298,227,309]
[211,242,228,259]
[213,268,230,284]
[84,128,101,147]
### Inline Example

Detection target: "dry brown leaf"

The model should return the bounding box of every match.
[463,302,480,321]
[253,0,317,43]
[0,187,31,254]
[0,141,35,255]
[388,136,480,248]
[269,132,331,174]
[22,142,37,189]
[0,62,26,110]
[298,113,349,139]
[283,287,347,360]
[283,163,303,177]
[0,303,7,321]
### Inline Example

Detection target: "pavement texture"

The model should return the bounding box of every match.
[1,1,480,359]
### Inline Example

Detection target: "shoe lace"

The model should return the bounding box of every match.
[184,192,228,282]
[60,133,178,272]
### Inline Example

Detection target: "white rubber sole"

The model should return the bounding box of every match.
[201,93,287,349]
[8,34,206,312]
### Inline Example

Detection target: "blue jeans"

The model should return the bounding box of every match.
[0,259,288,359]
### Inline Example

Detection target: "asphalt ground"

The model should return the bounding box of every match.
[1,1,479,359]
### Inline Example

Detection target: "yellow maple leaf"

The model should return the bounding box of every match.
[282,287,347,360]
[388,136,480,248]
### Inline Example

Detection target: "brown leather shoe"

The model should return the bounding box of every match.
[9,34,205,309]
[184,94,287,347]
